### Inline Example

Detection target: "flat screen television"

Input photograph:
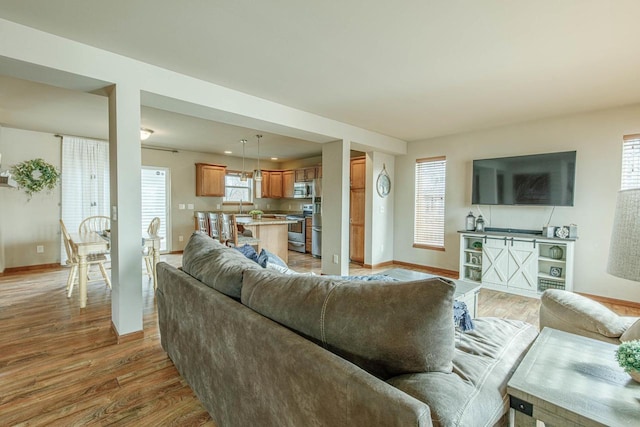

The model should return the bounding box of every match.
[472,151,576,206]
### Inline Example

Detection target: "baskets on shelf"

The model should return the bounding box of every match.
[538,278,565,292]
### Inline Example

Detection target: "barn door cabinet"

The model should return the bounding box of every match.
[459,231,575,298]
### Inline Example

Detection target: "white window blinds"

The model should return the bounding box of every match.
[622,134,640,190]
[414,156,446,250]
[141,167,169,251]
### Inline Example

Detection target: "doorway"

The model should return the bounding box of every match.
[141,167,170,252]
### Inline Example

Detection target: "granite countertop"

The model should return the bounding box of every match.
[458,229,578,241]
[236,218,299,226]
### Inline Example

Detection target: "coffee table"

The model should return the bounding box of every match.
[507,328,640,426]
[381,268,480,318]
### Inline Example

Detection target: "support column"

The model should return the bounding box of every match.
[321,139,350,275]
[108,83,143,336]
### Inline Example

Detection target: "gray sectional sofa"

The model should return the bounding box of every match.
[156,232,538,426]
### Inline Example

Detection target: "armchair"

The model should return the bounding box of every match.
[540,289,639,344]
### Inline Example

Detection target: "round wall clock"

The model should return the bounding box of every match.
[376,164,391,197]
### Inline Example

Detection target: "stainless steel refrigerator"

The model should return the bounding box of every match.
[311,179,322,258]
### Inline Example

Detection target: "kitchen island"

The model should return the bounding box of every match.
[235,217,297,264]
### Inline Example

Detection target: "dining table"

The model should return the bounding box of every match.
[69,231,161,308]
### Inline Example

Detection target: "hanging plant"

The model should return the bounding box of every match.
[10,158,61,198]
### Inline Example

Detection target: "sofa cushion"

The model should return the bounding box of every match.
[241,269,456,379]
[621,318,640,342]
[182,231,262,299]
[540,289,628,339]
[387,318,538,427]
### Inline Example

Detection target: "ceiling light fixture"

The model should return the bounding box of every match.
[271,157,278,161]
[240,139,248,182]
[140,128,154,141]
[254,134,263,182]
[224,150,232,155]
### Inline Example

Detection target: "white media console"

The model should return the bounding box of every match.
[459,229,576,298]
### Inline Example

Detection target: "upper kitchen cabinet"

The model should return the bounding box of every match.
[268,170,283,198]
[283,170,295,198]
[294,167,320,182]
[196,163,226,196]
[257,170,283,199]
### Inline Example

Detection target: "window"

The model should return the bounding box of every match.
[414,156,446,250]
[224,171,253,203]
[60,136,110,264]
[141,167,170,251]
[622,134,640,190]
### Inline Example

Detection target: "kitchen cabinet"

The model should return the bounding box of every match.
[255,170,269,198]
[294,167,319,182]
[459,232,575,297]
[349,157,366,264]
[195,163,226,197]
[269,171,283,198]
[283,170,295,198]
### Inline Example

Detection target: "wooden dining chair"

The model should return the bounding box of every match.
[144,217,161,278]
[60,219,111,298]
[194,211,209,235]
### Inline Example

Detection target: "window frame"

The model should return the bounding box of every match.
[621,134,640,190]
[223,170,254,205]
[413,156,446,251]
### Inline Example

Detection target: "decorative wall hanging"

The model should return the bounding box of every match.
[376,163,391,197]
[10,158,60,199]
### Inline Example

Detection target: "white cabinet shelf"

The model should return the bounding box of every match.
[459,232,575,298]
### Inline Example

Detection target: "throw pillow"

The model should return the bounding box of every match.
[257,248,287,268]
[182,232,262,299]
[621,319,640,342]
[235,244,259,264]
[242,269,455,379]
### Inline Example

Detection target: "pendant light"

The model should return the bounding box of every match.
[240,139,248,182]
[254,134,263,182]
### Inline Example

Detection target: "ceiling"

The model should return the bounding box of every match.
[1,1,640,151]
[0,74,324,160]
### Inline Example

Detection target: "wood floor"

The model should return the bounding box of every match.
[1,251,637,425]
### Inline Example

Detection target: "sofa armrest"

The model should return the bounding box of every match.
[539,289,628,344]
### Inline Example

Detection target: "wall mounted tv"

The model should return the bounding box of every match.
[472,151,576,206]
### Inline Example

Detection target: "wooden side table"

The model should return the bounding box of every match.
[507,328,639,426]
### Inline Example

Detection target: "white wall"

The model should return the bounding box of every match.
[394,104,640,303]
[0,126,322,269]
[366,151,395,266]
[141,147,281,252]
[0,128,61,270]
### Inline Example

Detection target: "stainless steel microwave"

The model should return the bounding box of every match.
[293,182,312,198]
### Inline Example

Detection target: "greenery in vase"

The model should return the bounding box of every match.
[10,158,61,199]
[249,209,263,215]
[615,340,640,373]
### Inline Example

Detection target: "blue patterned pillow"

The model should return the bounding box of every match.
[236,244,259,264]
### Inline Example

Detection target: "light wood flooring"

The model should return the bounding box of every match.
[1,251,638,425]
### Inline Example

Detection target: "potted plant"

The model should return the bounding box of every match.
[249,209,263,220]
[615,340,640,382]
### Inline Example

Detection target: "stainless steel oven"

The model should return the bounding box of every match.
[286,215,306,253]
